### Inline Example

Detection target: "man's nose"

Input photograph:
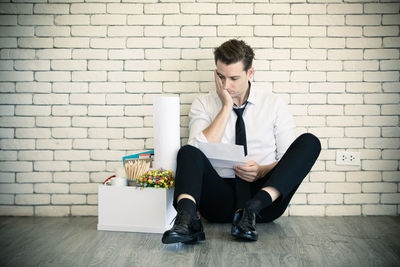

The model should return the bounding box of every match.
[223,79,230,90]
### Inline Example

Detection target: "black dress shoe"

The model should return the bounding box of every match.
[161,210,205,244]
[231,208,258,241]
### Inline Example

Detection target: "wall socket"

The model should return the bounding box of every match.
[336,151,361,166]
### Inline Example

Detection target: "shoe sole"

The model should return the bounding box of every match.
[162,232,205,244]
[235,232,258,242]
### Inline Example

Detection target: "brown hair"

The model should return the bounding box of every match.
[214,39,255,72]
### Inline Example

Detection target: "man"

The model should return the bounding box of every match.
[161,39,321,244]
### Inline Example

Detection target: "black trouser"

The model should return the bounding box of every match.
[173,133,321,223]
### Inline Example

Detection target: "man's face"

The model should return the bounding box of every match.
[216,60,254,102]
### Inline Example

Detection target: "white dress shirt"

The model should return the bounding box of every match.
[187,84,296,178]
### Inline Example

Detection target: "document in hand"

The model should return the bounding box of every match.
[198,142,246,169]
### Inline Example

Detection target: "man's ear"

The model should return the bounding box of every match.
[247,67,254,80]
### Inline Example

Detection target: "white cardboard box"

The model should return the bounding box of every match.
[97,185,176,233]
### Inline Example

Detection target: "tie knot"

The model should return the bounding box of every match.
[233,107,245,117]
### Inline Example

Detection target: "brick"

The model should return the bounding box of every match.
[308,106,343,116]
[125,83,161,93]
[88,105,124,116]
[365,138,399,149]
[0,94,32,104]
[345,127,380,138]
[273,15,308,25]
[309,171,345,182]
[291,49,326,59]
[309,194,343,204]
[0,195,14,205]
[344,193,379,204]
[328,94,363,104]
[382,150,400,159]
[124,60,159,71]
[326,205,361,216]
[35,71,70,82]
[88,128,123,139]
[383,14,400,25]
[0,183,33,194]
[35,206,70,217]
[71,26,106,37]
[35,26,70,37]
[381,193,400,204]
[383,37,400,48]
[145,49,179,60]
[0,117,35,129]
[109,139,144,150]
[1,49,34,59]
[364,26,399,37]
[0,26,33,37]
[362,205,397,216]
[330,71,364,82]
[291,4,325,14]
[294,116,325,127]
[89,82,124,93]
[70,3,105,14]
[181,26,216,37]
[53,150,89,161]
[382,127,400,138]
[144,3,179,14]
[346,171,381,182]
[18,38,53,49]
[237,15,272,25]
[347,38,382,48]
[88,60,123,70]
[364,116,398,126]
[308,61,342,71]
[53,172,89,183]
[110,50,144,61]
[72,49,107,60]
[91,15,125,25]
[107,117,143,128]
[128,15,162,25]
[71,206,97,216]
[54,82,89,93]
[34,4,68,14]
[55,15,89,25]
[36,49,71,59]
[16,128,51,139]
[181,3,216,14]
[297,182,324,193]
[329,138,363,148]
[52,128,87,138]
[52,195,86,205]
[362,160,398,171]
[0,105,13,115]
[217,26,253,37]
[326,182,361,193]
[291,26,326,37]
[0,151,17,160]
[0,71,33,82]
[365,93,399,104]
[164,15,199,25]
[364,71,399,82]
[200,15,235,26]
[328,49,363,60]
[346,15,380,26]
[36,139,72,150]
[52,106,87,116]
[383,172,400,182]
[73,139,108,149]
[17,172,52,183]
[14,60,50,71]
[365,3,399,14]
[310,15,344,25]
[16,194,50,205]
[90,150,125,160]
[381,60,400,71]
[0,38,17,48]
[328,27,362,38]
[72,71,107,82]
[72,117,106,127]
[71,161,105,172]
[108,26,143,37]
[33,94,68,105]
[51,60,87,71]
[36,117,71,127]
[327,4,362,14]
[108,72,143,82]
[0,4,33,14]
[344,61,379,71]
[124,105,153,116]
[310,83,345,93]
[347,83,381,93]
[54,38,89,48]
[125,128,153,138]
[18,15,52,25]
[364,49,399,60]
[254,3,290,14]
[15,82,50,93]
[0,206,33,216]
[127,38,162,48]
[291,72,326,82]
[70,93,105,104]
[289,205,325,216]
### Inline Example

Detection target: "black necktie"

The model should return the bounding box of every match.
[233,103,248,156]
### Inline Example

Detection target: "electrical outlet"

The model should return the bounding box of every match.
[336,151,361,166]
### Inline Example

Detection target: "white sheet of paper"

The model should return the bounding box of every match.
[198,142,246,169]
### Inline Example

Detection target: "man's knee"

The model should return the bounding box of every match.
[297,133,321,152]
[177,144,203,160]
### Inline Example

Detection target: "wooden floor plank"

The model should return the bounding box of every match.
[0,216,399,267]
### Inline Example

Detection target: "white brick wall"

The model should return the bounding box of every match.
[0,1,399,217]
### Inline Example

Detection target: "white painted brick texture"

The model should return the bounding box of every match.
[0,1,399,217]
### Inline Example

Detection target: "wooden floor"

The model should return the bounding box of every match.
[0,216,399,267]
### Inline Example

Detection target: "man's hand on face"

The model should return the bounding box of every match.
[214,70,233,109]
[233,160,260,183]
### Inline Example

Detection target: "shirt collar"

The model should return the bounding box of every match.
[247,81,256,105]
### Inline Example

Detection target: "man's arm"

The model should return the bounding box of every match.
[202,70,233,143]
